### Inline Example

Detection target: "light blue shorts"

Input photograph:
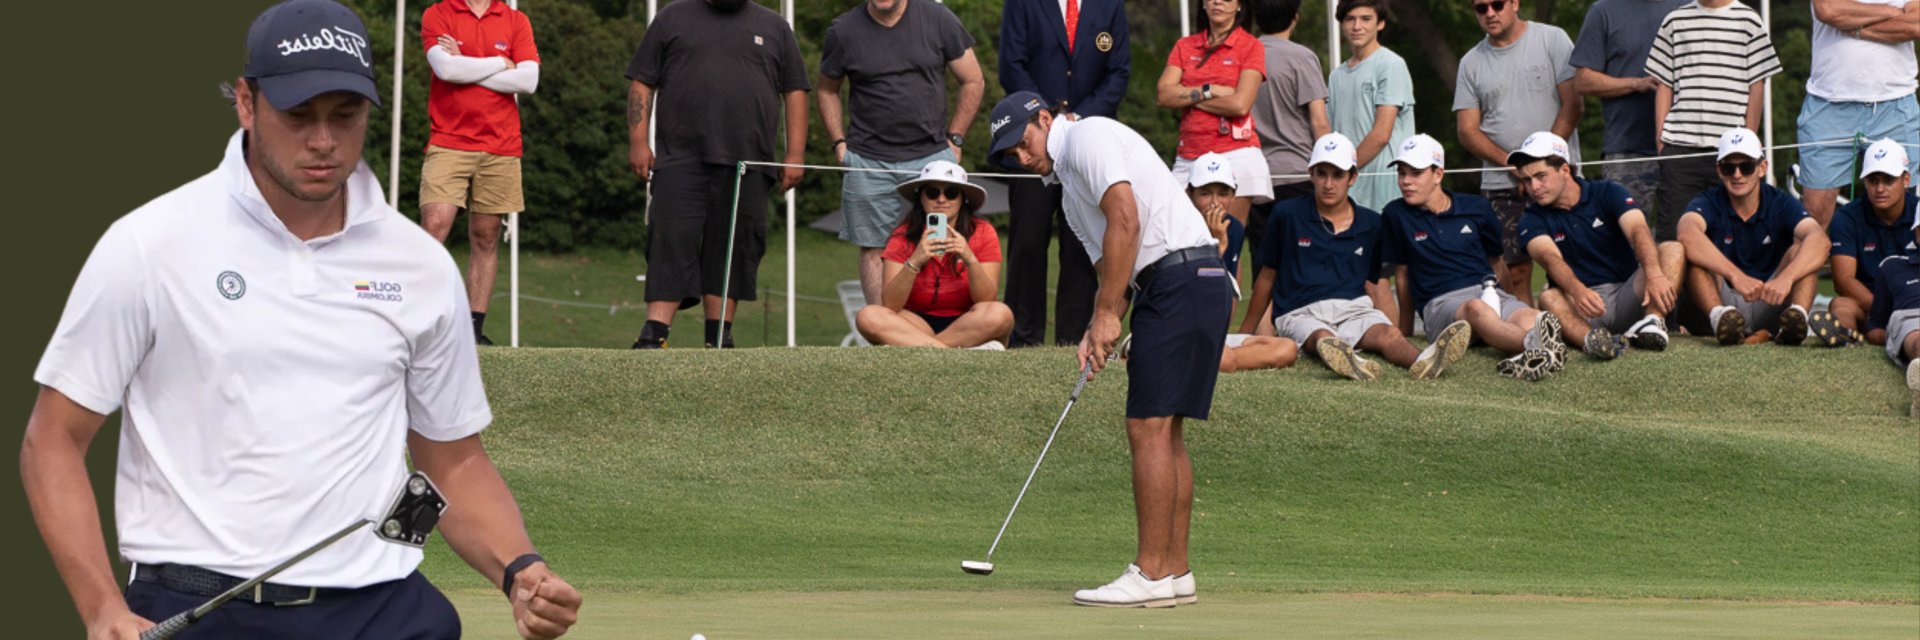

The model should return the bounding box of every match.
[839,147,957,248]
[1795,94,1920,190]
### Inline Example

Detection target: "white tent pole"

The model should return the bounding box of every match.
[1181,0,1191,36]
[389,0,405,209]
[1328,0,1341,67]
[785,0,797,347]
[508,0,520,348]
[1761,0,1776,186]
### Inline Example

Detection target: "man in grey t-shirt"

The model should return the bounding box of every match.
[819,0,986,304]
[1571,0,1687,229]
[1453,0,1582,305]
[1249,0,1331,260]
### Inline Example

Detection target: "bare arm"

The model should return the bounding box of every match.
[946,49,986,139]
[21,387,148,637]
[1355,105,1400,168]
[1832,256,1874,304]
[1860,3,1920,42]
[1455,108,1510,167]
[779,90,809,192]
[1241,267,1277,334]
[1812,0,1904,30]
[1551,79,1584,141]
[1392,265,1415,336]
[1676,213,1749,282]
[1080,182,1141,374]
[967,259,1002,304]
[1777,220,1832,284]
[816,74,847,162]
[1156,65,1197,109]
[477,62,539,95]
[627,81,655,180]
[1619,210,1677,314]
[880,259,915,310]
[1744,81,1766,133]
[1574,67,1652,99]
[1307,99,1333,139]
[426,46,511,85]
[1193,69,1264,118]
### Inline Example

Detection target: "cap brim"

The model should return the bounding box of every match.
[1861,165,1907,179]
[1389,157,1436,170]
[258,69,382,111]
[1506,151,1550,167]
[896,178,987,213]
[1309,160,1356,172]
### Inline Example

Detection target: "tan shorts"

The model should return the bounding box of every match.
[419,145,524,214]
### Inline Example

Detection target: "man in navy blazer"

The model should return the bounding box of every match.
[998,0,1131,348]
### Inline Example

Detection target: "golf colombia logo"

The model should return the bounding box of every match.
[217,271,246,300]
[354,279,403,302]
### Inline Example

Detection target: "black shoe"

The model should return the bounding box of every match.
[706,334,735,349]
[1776,306,1810,346]
[476,334,495,346]
[632,336,666,349]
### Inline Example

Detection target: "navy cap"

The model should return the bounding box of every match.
[245,0,381,110]
[986,91,1048,171]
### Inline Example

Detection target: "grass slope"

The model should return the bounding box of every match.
[424,343,1918,606]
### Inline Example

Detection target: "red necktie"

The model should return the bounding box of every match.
[1065,0,1080,53]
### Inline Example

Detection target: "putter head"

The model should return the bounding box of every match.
[376,471,448,548]
[961,560,995,575]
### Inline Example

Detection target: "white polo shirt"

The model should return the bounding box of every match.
[33,131,492,588]
[1043,117,1216,279]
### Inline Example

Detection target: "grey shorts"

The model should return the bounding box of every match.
[1716,278,1787,333]
[1585,269,1647,333]
[840,147,957,248]
[1422,284,1529,328]
[1275,296,1392,347]
[1887,309,1920,366]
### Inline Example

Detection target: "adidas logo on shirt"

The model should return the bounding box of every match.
[1763,236,1773,245]
[1355,247,1365,256]
[1591,218,1604,228]
[1461,224,1473,234]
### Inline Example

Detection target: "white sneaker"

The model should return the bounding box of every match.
[1625,315,1669,352]
[1171,571,1196,605]
[1072,564,1177,608]
[1410,320,1472,380]
[968,340,1006,351]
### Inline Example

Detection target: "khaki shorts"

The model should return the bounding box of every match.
[1275,296,1392,347]
[419,145,524,214]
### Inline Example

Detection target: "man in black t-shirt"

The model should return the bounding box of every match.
[626,0,811,349]
[819,0,987,305]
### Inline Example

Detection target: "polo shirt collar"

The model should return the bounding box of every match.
[221,130,390,247]
[444,0,507,17]
[1314,197,1363,234]
[1042,117,1074,186]
[1413,191,1462,217]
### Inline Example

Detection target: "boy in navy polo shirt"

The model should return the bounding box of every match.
[1824,138,1917,344]
[1244,133,1473,381]
[1676,128,1829,346]
[1187,153,1300,373]
[1864,215,1920,416]
[1512,132,1682,360]
[1381,134,1568,381]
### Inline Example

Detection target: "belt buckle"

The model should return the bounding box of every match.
[276,587,318,607]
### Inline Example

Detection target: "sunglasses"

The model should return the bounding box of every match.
[920,185,964,201]
[1717,160,1759,177]
[1474,0,1508,14]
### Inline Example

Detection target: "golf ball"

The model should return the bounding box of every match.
[691,635,707,640]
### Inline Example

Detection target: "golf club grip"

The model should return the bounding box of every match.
[140,612,193,640]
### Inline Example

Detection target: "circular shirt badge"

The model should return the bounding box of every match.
[217,271,247,300]
[1096,32,1114,53]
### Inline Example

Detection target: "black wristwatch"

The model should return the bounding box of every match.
[947,132,965,147]
[502,552,546,599]
[1201,84,1214,100]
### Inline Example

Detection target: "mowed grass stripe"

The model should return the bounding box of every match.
[422,346,1918,603]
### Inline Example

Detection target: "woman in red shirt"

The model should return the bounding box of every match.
[855,161,1014,349]
[1156,0,1271,230]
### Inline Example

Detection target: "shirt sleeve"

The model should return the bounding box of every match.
[1549,27,1577,84]
[1257,206,1287,271]
[776,25,812,92]
[1064,123,1134,206]
[1379,208,1407,266]
[881,225,915,263]
[1366,219,1386,282]
[1599,181,1634,226]
[1379,54,1416,108]
[938,7,976,62]
[1746,15,1783,84]
[1517,211,1546,249]
[1830,213,1860,258]
[1297,54,1329,106]
[32,223,153,416]
[1243,36,1269,81]
[973,220,1003,263]
[1776,196,1811,239]
[406,259,493,442]
[419,5,448,53]
[511,12,540,64]
[1452,52,1481,112]
[1478,206,1505,260]
[625,11,669,84]
[1569,4,1609,72]
[1643,19,1676,86]
[819,23,847,80]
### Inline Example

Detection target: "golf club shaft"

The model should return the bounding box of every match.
[140,519,371,640]
[981,361,1094,560]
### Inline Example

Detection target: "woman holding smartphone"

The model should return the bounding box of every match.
[855,161,1015,349]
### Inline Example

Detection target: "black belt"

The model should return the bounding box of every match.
[1131,246,1220,291]
[133,563,345,606]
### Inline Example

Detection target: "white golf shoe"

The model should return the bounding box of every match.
[1171,571,1197,605]
[1072,564,1176,608]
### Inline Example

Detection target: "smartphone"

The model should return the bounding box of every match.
[927,213,948,255]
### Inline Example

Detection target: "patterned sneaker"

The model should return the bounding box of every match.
[1583,328,1626,360]
[1711,306,1748,345]
[1498,349,1558,381]
[1775,306,1810,346]
[1624,315,1669,351]
[1171,572,1196,605]
[1806,310,1851,347]
[1526,312,1569,363]
[1315,337,1375,381]
[1411,321,1473,380]
[1072,564,1177,608]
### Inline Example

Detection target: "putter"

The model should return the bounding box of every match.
[140,471,449,640]
[964,345,1118,576]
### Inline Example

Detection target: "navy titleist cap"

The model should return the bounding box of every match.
[245,0,382,110]
[986,91,1048,171]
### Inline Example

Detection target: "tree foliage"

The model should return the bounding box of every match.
[345,0,1828,250]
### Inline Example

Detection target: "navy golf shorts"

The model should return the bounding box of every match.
[1126,255,1231,420]
[125,569,460,639]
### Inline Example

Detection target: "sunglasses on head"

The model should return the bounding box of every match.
[1717,160,1759,177]
[921,185,964,201]
[1474,0,1508,14]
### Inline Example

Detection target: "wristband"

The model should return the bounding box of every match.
[832,139,847,149]
[502,553,546,599]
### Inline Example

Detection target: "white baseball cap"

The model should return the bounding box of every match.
[1715,127,1764,162]
[1309,133,1358,171]
[1861,138,1912,179]
[1390,134,1446,170]
[1505,131,1571,166]
[1187,152,1239,190]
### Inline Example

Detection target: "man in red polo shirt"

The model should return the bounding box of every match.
[420,0,540,345]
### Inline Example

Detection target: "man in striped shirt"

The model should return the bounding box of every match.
[1644,0,1781,254]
